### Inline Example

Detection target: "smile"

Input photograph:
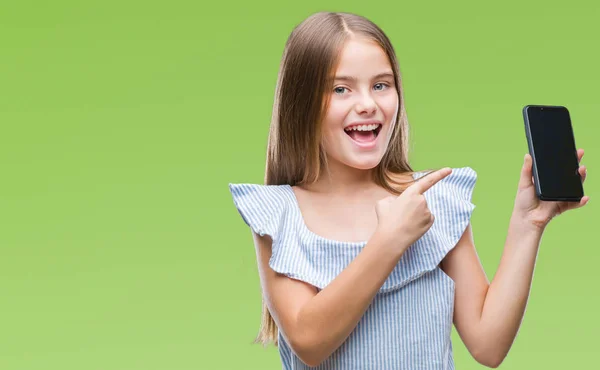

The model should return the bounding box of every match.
[344,123,382,148]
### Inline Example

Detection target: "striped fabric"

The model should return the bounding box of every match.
[229,167,477,370]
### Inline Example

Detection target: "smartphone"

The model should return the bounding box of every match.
[523,105,584,202]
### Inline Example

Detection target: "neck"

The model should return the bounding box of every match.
[305,158,379,195]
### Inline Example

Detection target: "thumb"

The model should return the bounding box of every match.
[518,153,534,189]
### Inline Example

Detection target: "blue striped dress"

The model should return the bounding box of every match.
[229,167,477,369]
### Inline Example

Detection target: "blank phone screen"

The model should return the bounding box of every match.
[526,106,583,199]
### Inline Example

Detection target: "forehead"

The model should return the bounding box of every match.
[334,38,392,75]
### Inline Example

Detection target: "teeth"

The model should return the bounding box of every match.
[344,124,380,132]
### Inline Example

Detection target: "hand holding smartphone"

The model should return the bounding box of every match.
[523,105,584,202]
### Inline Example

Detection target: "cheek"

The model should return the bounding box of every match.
[380,93,399,118]
[323,101,348,134]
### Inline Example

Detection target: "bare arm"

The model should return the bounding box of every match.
[441,215,544,368]
[443,150,588,368]
[254,230,406,367]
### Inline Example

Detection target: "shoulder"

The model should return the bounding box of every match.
[390,166,477,195]
[422,166,478,256]
[413,166,478,211]
[436,166,477,199]
[229,183,292,203]
[445,166,477,183]
[228,183,294,238]
[408,166,477,198]
[413,166,477,182]
[387,166,476,180]
[389,166,478,286]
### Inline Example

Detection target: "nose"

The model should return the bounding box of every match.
[355,92,377,115]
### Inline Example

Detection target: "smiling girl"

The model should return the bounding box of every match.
[229,11,588,369]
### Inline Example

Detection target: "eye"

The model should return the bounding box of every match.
[334,86,348,95]
[374,83,389,91]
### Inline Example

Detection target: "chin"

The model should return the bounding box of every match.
[344,153,384,171]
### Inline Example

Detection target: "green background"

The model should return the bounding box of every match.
[1,0,597,369]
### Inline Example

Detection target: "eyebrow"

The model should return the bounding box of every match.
[333,72,395,82]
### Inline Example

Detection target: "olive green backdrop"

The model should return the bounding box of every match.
[1,0,597,369]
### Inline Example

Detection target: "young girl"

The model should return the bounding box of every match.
[229,11,588,369]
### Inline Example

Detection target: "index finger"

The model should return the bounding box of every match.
[410,167,453,194]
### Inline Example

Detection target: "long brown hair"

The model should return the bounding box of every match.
[257,11,437,346]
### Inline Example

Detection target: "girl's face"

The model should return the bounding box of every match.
[321,38,399,171]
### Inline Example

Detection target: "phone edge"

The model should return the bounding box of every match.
[522,105,544,200]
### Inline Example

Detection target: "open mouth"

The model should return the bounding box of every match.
[344,123,382,144]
